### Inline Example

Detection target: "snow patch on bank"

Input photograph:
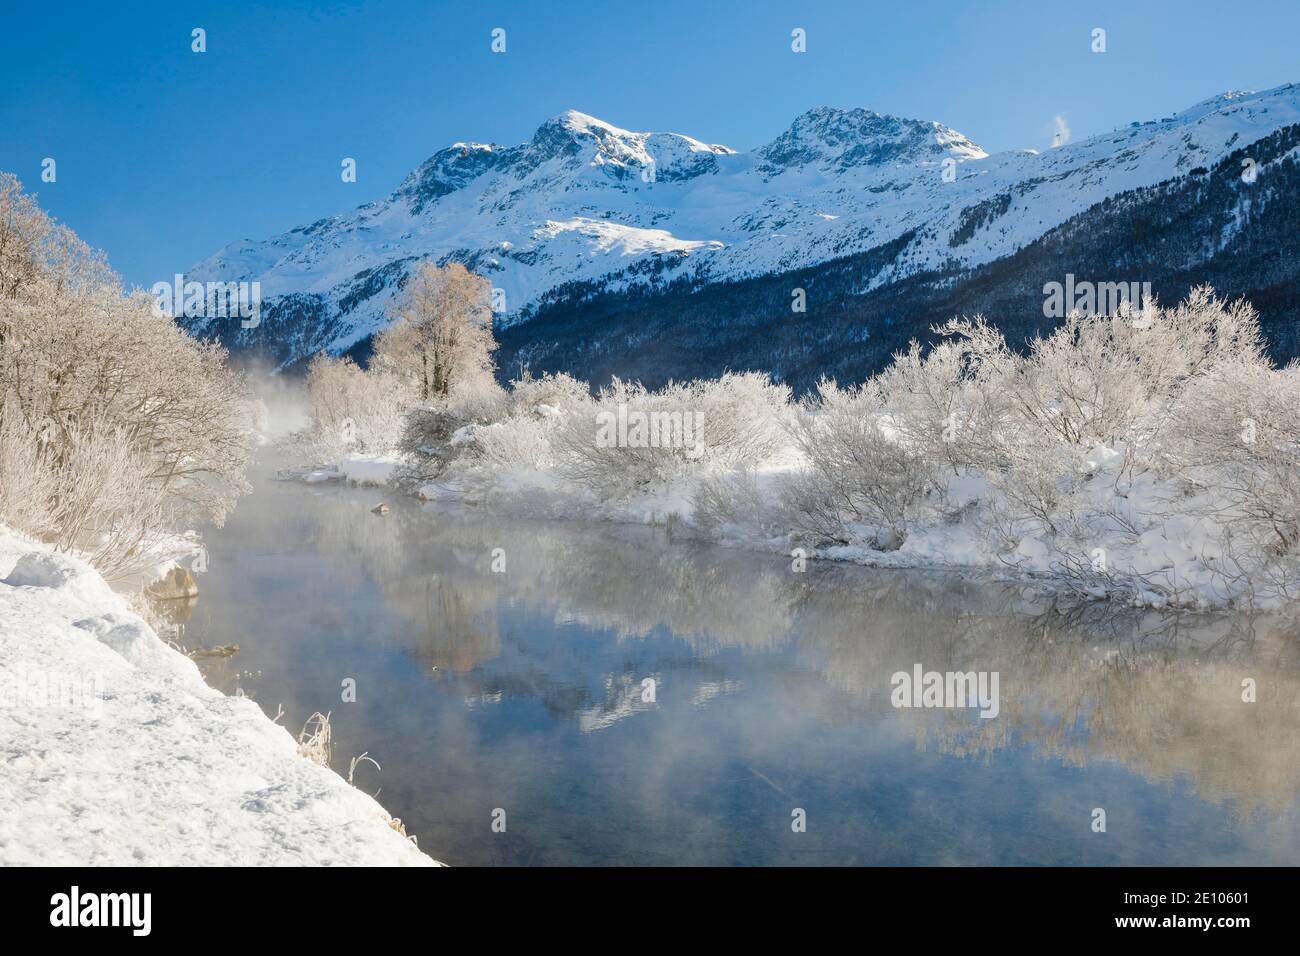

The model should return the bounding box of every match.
[336,454,405,486]
[0,526,438,866]
[278,453,404,487]
[407,447,1294,612]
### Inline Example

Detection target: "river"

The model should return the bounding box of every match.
[178,453,1300,865]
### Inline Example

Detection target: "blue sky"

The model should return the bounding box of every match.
[2,0,1297,288]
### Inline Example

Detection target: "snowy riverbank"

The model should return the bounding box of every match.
[0,525,437,866]
[298,289,1300,613]
[315,441,1291,612]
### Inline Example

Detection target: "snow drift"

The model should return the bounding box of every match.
[0,526,437,866]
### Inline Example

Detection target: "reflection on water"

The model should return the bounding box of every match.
[182,457,1300,865]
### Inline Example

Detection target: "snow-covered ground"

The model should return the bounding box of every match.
[279,453,404,487]
[332,453,404,486]
[303,434,1266,612]
[318,409,1298,614]
[0,525,438,866]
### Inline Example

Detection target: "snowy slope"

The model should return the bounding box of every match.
[0,527,438,866]
[184,85,1300,366]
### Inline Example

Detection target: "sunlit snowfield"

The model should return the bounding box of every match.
[180,454,1300,866]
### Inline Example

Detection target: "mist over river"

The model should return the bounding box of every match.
[179,452,1300,866]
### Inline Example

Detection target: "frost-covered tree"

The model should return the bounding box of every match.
[373,261,497,401]
[0,175,253,574]
[0,173,111,305]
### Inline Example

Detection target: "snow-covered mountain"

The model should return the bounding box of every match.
[183,84,1300,378]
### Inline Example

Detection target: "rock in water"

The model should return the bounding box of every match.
[190,643,240,659]
[146,567,199,601]
[371,503,390,515]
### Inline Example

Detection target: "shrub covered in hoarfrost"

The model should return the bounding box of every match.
[287,273,1300,607]
[303,354,414,457]
[506,370,589,417]
[0,174,254,575]
[785,379,934,548]
[392,373,513,486]
[1155,357,1300,595]
[551,373,790,496]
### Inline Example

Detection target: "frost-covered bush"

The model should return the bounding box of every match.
[506,370,589,417]
[390,374,510,485]
[907,314,1103,542]
[761,286,1297,599]
[447,372,509,425]
[392,405,465,485]
[774,467,858,546]
[550,379,691,495]
[869,332,976,477]
[0,407,172,572]
[552,373,790,497]
[1160,358,1300,563]
[786,379,934,548]
[695,371,793,468]
[398,371,587,486]
[692,469,784,538]
[901,291,1268,546]
[0,399,48,534]
[0,175,253,574]
[466,417,558,470]
[894,289,1297,603]
[303,354,414,457]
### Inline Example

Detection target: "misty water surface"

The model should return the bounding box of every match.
[178,455,1300,865]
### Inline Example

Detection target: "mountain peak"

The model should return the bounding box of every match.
[187,81,1300,376]
[545,109,626,134]
[530,109,642,147]
[520,110,639,164]
[394,141,506,214]
[520,111,733,182]
[758,106,986,172]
